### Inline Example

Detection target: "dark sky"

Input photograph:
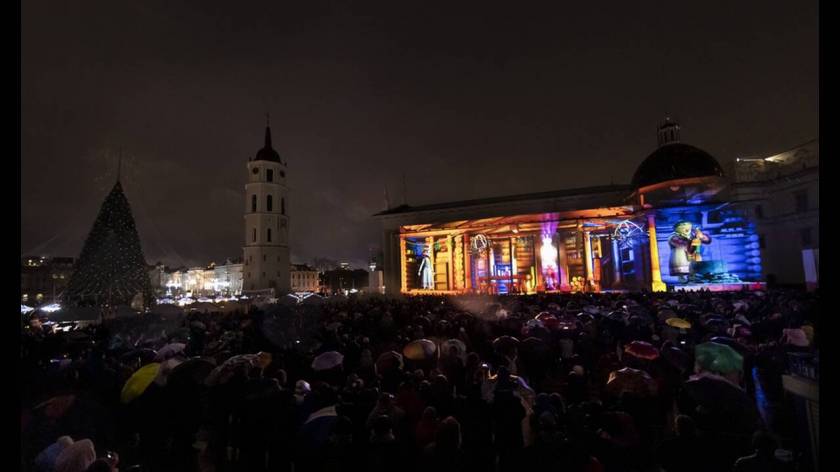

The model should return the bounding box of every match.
[21,1,818,269]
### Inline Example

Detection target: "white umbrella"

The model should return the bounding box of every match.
[312,351,344,371]
[155,343,186,361]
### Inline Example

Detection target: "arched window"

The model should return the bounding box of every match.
[281,198,285,215]
[267,195,273,212]
[267,228,272,242]
[251,195,257,212]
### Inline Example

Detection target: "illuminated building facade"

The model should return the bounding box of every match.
[290,264,320,292]
[374,119,806,295]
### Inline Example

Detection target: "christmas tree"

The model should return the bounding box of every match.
[64,180,154,309]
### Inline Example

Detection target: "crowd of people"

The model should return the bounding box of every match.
[20,289,818,471]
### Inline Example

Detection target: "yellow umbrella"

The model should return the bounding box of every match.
[666,318,692,330]
[120,362,161,404]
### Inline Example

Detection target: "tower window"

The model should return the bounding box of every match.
[267,169,274,182]
[251,195,257,212]
[263,254,266,261]
[755,205,764,219]
[267,228,272,242]
[281,198,285,215]
[252,228,256,242]
[267,195,273,212]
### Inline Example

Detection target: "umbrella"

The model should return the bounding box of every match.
[535,313,560,331]
[576,313,595,323]
[492,335,520,352]
[662,346,691,372]
[325,321,343,331]
[403,339,438,361]
[190,321,207,331]
[520,337,551,360]
[54,439,97,472]
[414,316,432,330]
[121,349,158,364]
[624,341,659,360]
[302,294,325,306]
[606,367,658,397]
[440,339,467,359]
[695,342,743,374]
[658,309,677,322]
[375,351,404,374]
[168,357,216,388]
[665,318,692,330]
[312,351,345,371]
[121,363,161,403]
[709,336,751,356]
[34,436,74,472]
[557,320,579,332]
[154,358,184,386]
[155,343,186,361]
[782,328,810,347]
[151,304,184,316]
[583,305,600,315]
[205,354,259,386]
[34,394,76,420]
[454,313,473,325]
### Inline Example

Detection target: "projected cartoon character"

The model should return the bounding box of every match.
[668,221,712,282]
[418,248,434,289]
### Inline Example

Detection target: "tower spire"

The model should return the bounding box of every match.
[264,115,273,149]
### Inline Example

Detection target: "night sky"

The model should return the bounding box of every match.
[21,1,818,269]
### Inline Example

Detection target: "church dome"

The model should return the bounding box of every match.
[632,118,724,189]
[632,143,725,188]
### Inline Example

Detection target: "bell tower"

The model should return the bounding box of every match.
[243,116,290,294]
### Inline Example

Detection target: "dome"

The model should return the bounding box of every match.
[632,143,724,189]
[254,146,281,163]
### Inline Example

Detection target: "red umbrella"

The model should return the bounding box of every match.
[403,339,438,361]
[624,341,660,360]
[535,313,560,331]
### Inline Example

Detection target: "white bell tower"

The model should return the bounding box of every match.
[243,117,290,294]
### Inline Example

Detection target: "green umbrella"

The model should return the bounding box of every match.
[695,342,743,374]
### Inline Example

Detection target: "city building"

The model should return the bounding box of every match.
[243,120,291,295]
[21,256,75,305]
[375,119,815,295]
[729,140,819,287]
[290,264,320,292]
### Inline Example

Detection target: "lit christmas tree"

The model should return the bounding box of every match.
[64,180,154,310]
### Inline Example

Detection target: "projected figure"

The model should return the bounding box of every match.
[540,235,559,290]
[668,221,712,282]
[418,248,434,289]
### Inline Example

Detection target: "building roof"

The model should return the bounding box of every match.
[373,184,634,217]
[252,126,283,163]
[632,143,725,188]
[291,264,317,272]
